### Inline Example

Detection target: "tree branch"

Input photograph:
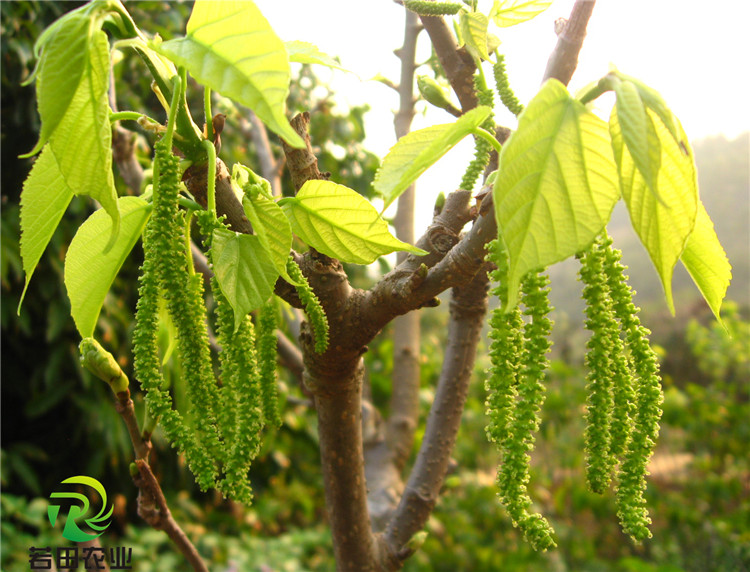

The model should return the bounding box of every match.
[543,0,597,84]
[242,110,284,197]
[381,268,490,567]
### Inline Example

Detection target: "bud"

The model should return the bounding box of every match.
[417,76,460,116]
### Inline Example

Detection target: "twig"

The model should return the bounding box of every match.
[134,460,209,572]
[543,0,597,84]
[243,111,283,196]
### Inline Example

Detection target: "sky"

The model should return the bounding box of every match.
[256,0,750,230]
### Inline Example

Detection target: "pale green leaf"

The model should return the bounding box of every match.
[156,0,303,148]
[373,106,492,210]
[65,197,151,338]
[47,30,120,241]
[280,180,428,264]
[680,201,731,323]
[19,146,75,309]
[211,227,279,331]
[22,14,90,157]
[610,106,698,313]
[612,70,680,144]
[284,40,351,73]
[490,0,553,27]
[493,79,620,309]
[459,12,491,62]
[613,80,661,193]
[241,189,298,285]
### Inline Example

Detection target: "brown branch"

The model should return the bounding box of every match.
[134,460,209,572]
[112,124,145,194]
[381,269,490,567]
[242,111,283,197]
[543,0,597,85]
[419,15,477,112]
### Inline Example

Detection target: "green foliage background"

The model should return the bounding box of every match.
[2,2,748,570]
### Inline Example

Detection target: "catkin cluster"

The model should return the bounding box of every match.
[459,75,495,192]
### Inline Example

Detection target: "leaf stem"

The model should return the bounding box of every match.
[579,74,618,105]
[110,111,145,123]
[204,87,213,142]
[202,140,217,216]
[472,127,503,154]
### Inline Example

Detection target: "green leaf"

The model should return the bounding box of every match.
[18,146,74,309]
[21,14,90,158]
[284,40,350,73]
[373,106,492,210]
[610,106,698,313]
[241,188,298,285]
[47,30,120,243]
[490,0,554,27]
[155,0,304,148]
[493,79,620,309]
[64,197,151,338]
[613,80,661,194]
[611,70,680,144]
[211,227,279,331]
[680,201,731,324]
[459,11,491,62]
[280,180,428,264]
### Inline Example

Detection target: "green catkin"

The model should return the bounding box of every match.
[578,244,617,494]
[258,301,281,429]
[286,257,329,353]
[197,210,263,503]
[133,166,215,490]
[493,55,524,117]
[151,138,223,483]
[459,76,495,192]
[403,0,463,15]
[485,240,523,447]
[600,234,663,541]
[496,270,556,550]
[486,237,556,551]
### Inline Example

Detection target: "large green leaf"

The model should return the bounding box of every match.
[680,201,731,323]
[211,227,279,331]
[373,106,492,211]
[18,146,75,308]
[493,79,620,309]
[65,197,151,338]
[285,40,350,72]
[280,180,428,264]
[241,188,298,285]
[459,11,491,62]
[610,106,698,313]
[155,0,303,148]
[489,0,553,27]
[21,14,90,158]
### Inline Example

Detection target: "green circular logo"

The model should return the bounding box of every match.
[47,476,113,542]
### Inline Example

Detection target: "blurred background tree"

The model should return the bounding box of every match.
[1,2,748,570]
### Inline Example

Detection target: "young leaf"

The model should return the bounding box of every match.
[459,11,491,62]
[155,0,304,148]
[613,79,661,194]
[211,227,279,331]
[373,106,492,210]
[47,30,120,241]
[21,13,90,158]
[18,146,75,309]
[279,180,427,264]
[493,79,620,309]
[679,201,731,324]
[610,106,698,314]
[241,189,298,285]
[285,40,350,73]
[490,0,553,27]
[65,197,151,338]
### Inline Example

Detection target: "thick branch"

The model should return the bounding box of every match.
[381,269,490,567]
[419,15,477,112]
[112,124,145,193]
[543,0,596,85]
